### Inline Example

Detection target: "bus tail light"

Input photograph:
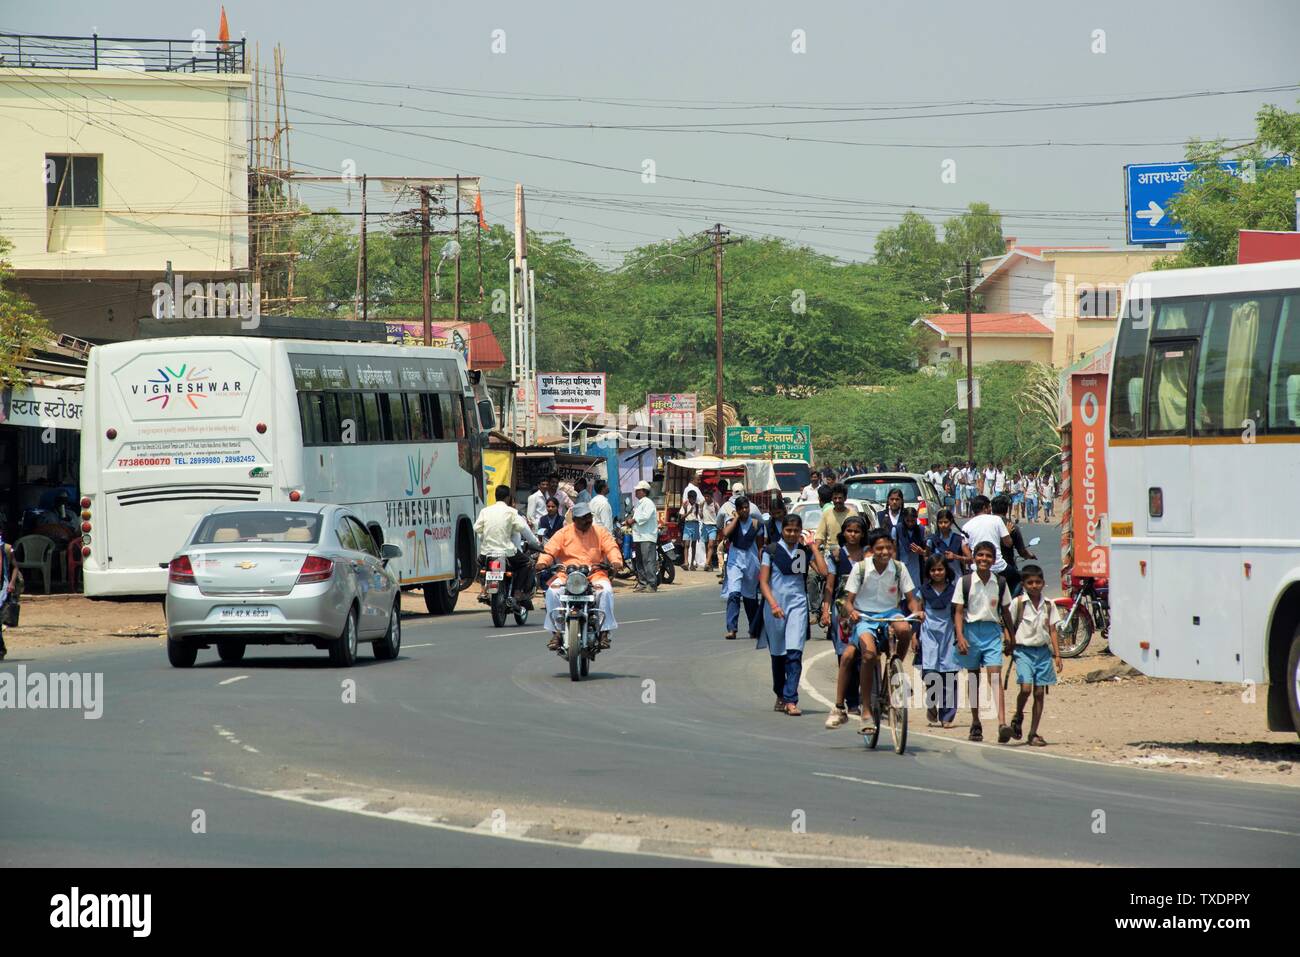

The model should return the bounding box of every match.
[296,556,334,585]
[1140,560,1147,577]
[256,422,267,434]
[169,555,196,584]
[80,497,91,508]
[106,428,117,440]
[289,490,302,502]
[82,546,91,558]
[81,521,92,533]
[1139,641,1150,650]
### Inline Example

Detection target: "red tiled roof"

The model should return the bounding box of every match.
[916,313,1053,337]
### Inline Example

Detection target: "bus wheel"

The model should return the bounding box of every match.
[423,581,457,615]
[1287,626,1300,739]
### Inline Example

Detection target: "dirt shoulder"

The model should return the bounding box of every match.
[807,643,1299,787]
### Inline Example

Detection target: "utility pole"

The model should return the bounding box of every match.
[421,187,432,346]
[964,260,975,463]
[713,223,725,454]
[359,174,367,321]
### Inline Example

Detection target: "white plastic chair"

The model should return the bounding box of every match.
[15,535,57,594]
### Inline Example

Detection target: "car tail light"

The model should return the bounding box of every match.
[169,555,196,584]
[297,555,334,584]
[917,501,929,527]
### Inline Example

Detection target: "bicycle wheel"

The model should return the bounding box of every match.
[864,659,883,750]
[887,657,909,754]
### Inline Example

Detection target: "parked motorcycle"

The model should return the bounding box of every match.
[657,528,679,586]
[550,561,612,681]
[476,549,536,628]
[1055,572,1110,658]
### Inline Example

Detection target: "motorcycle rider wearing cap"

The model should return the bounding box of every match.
[535,501,627,652]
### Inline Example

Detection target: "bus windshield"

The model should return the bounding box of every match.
[773,462,810,492]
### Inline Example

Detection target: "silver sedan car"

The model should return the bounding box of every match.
[165,503,403,668]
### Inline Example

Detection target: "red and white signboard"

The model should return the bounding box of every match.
[538,373,607,415]
[647,393,696,417]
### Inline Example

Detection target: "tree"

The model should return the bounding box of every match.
[0,233,52,385]
[873,202,1004,308]
[1161,102,1300,268]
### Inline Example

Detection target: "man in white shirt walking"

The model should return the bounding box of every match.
[960,495,1013,575]
[626,480,660,592]
[589,479,616,537]
[474,486,542,607]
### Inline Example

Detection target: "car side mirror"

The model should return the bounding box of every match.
[381,543,402,562]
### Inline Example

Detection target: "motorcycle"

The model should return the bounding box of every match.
[657,528,679,586]
[476,548,536,628]
[1055,572,1110,658]
[550,561,612,681]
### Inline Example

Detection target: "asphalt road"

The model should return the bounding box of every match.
[2,545,1296,867]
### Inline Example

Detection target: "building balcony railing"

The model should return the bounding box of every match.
[0,32,245,74]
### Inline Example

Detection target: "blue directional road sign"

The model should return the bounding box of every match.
[1125,158,1291,245]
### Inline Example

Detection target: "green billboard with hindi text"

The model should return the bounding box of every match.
[724,425,811,460]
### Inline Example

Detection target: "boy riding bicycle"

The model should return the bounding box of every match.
[825,528,923,733]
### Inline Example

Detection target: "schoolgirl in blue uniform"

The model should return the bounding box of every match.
[720,497,765,642]
[822,514,870,713]
[895,507,927,613]
[758,513,828,716]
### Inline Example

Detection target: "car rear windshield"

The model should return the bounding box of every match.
[192,511,323,545]
[845,478,922,505]
[773,463,811,492]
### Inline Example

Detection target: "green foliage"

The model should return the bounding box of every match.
[1160,102,1300,268]
[874,202,1005,307]
[0,233,52,385]
[742,362,1057,469]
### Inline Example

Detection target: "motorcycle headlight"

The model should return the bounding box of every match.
[566,571,588,595]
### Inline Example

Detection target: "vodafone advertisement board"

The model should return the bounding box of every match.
[1070,373,1109,578]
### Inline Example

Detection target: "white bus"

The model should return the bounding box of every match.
[80,336,491,613]
[1107,259,1300,735]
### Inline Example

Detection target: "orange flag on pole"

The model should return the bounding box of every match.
[474,193,487,230]
[218,6,230,50]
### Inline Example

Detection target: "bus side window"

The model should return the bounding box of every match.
[1194,296,1279,435]
[1147,343,1194,436]
[423,393,445,440]
[406,392,428,440]
[336,392,363,444]
[387,392,410,441]
[298,392,325,446]
[321,392,341,444]
[1269,294,1300,432]
[1110,299,1151,438]
[360,392,382,443]
[376,393,395,441]
[438,393,456,439]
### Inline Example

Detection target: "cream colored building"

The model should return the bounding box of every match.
[975,243,1173,367]
[0,34,249,342]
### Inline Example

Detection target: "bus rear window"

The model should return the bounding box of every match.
[773,463,810,492]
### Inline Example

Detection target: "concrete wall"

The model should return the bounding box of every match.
[980,255,1055,319]
[1042,249,1172,366]
[919,328,1053,366]
[0,68,249,274]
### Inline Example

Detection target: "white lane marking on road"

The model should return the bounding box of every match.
[317,797,372,812]
[242,745,260,754]
[813,771,981,799]
[620,618,660,625]
[1197,821,1300,839]
[701,611,724,615]
[710,847,781,867]
[800,649,838,709]
[405,643,435,648]
[580,832,642,853]
[188,776,836,867]
[218,675,249,686]
[473,815,535,837]
[490,629,547,637]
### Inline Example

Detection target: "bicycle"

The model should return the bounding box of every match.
[852,614,921,755]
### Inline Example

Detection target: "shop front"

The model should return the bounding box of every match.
[0,382,84,591]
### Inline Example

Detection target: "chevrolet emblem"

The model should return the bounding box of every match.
[236,561,257,569]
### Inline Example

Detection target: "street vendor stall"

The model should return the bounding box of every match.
[663,455,782,515]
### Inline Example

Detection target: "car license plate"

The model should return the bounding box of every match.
[486,570,505,581]
[217,606,274,620]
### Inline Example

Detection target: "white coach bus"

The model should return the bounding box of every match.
[1107,259,1300,735]
[80,336,491,613]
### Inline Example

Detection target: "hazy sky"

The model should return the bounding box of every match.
[9,0,1300,265]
